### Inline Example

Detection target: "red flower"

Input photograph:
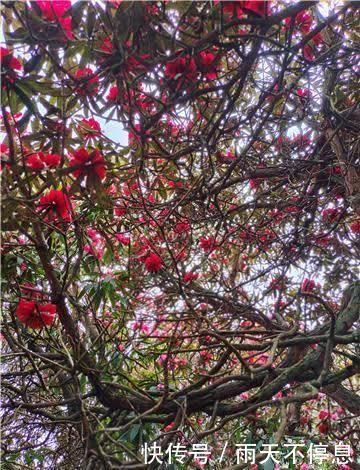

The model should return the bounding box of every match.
[199,236,216,252]
[26,152,61,170]
[249,178,262,190]
[349,220,360,234]
[322,208,341,223]
[318,410,329,420]
[0,143,9,156]
[78,118,101,139]
[296,88,310,100]
[183,272,199,283]
[220,1,269,18]
[243,1,269,17]
[197,51,218,80]
[35,1,73,39]
[317,422,329,434]
[36,1,71,21]
[16,299,57,329]
[114,205,127,217]
[312,32,324,46]
[107,85,119,102]
[174,220,190,234]
[303,34,323,62]
[115,233,130,245]
[165,55,197,81]
[285,11,312,34]
[313,233,332,247]
[303,44,315,62]
[221,1,244,18]
[0,47,22,71]
[38,189,72,222]
[301,278,316,293]
[269,276,286,291]
[69,148,106,180]
[144,253,163,273]
[100,37,115,55]
[75,68,99,96]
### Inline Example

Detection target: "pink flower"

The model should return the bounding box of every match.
[300,465,309,470]
[144,253,163,273]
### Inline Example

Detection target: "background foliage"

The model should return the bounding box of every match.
[1,1,359,468]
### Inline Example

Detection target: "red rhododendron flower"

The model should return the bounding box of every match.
[36,1,71,21]
[69,148,106,180]
[220,1,269,18]
[199,236,216,252]
[243,1,269,17]
[249,178,262,190]
[75,68,99,96]
[220,1,244,18]
[317,422,329,434]
[183,272,199,283]
[16,299,57,329]
[0,47,22,72]
[174,220,191,234]
[285,11,312,34]
[0,143,9,156]
[322,207,341,223]
[107,85,119,102]
[144,253,163,273]
[197,51,218,80]
[318,410,329,420]
[296,88,310,100]
[100,37,114,55]
[301,278,316,293]
[115,233,130,245]
[303,45,315,62]
[26,152,61,170]
[35,1,73,39]
[269,276,286,291]
[303,34,323,62]
[78,118,101,139]
[38,189,72,222]
[165,55,197,82]
[349,220,360,234]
